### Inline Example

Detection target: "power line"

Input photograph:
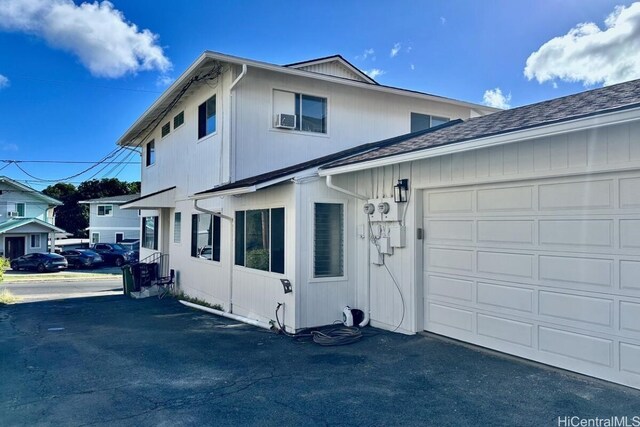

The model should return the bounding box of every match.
[0,159,140,164]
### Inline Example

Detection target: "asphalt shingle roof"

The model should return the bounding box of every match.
[80,193,141,204]
[322,78,640,169]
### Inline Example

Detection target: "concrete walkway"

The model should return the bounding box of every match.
[1,296,638,426]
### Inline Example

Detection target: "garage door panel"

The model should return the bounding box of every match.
[477,186,534,212]
[620,260,640,291]
[423,172,640,389]
[539,291,613,327]
[426,275,473,302]
[477,314,534,347]
[538,327,613,367]
[620,342,640,375]
[620,177,640,209]
[539,219,613,248]
[426,247,473,272]
[477,220,534,245]
[539,255,613,288]
[477,282,534,313]
[477,251,534,278]
[620,220,640,249]
[428,303,473,332]
[539,180,613,210]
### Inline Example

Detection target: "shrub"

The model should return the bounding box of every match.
[246,249,269,271]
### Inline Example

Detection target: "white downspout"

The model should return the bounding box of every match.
[194,199,235,316]
[225,64,247,185]
[325,175,371,327]
[180,300,272,330]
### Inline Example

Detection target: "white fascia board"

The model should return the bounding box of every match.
[117,51,496,146]
[190,167,319,200]
[319,106,640,176]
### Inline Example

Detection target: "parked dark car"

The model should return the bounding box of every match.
[89,243,136,267]
[61,249,103,269]
[10,253,68,273]
[118,239,140,263]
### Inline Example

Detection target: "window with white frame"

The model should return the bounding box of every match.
[16,203,25,217]
[30,234,41,248]
[174,212,181,243]
[142,216,158,250]
[198,95,216,139]
[313,203,344,278]
[191,213,220,261]
[273,90,327,133]
[146,140,155,166]
[115,232,124,243]
[97,205,113,216]
[91,232,100,244]
[235,208,284,273]
[410,113,449,133]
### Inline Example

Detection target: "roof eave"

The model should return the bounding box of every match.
[319,105,640,176]
[116,50,496,146]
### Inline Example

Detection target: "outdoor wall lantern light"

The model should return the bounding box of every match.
[394,179,409,203]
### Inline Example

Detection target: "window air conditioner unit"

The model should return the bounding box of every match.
[7,211,18,217]
[275,113,296,129]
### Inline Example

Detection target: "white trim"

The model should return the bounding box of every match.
[89,227,140,231]
[319,106,640,176]
[117,51,496,147]
[308,199,348,283]
[97,204,114,217]
[29,234,41,249]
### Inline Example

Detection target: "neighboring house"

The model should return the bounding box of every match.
[79,194,141,244]
[0,176,65,259]
[117,52,640,388]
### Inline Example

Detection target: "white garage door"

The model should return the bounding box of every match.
[423,172,640,389]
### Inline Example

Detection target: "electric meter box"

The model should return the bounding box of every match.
[390,225,406,248]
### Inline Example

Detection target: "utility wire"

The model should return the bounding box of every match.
[0,159,140,164]
[12,62,223,183]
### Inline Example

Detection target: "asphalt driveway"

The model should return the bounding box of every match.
[1,296,638,426]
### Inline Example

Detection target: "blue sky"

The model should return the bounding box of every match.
[0,0,638,190]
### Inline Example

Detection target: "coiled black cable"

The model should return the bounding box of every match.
[275,303,362,346]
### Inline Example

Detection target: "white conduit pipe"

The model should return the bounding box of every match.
[180,300,273,331]
[325,175,371,327]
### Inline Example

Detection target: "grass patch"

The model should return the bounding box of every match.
[176,291,223,311]
[0,288,19,305]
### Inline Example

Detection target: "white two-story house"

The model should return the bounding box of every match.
[117,51,495,331]
[79,194,141,244]
[0,176,65,259]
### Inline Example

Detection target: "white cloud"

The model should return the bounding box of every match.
[440,16,446,25]
[1,142,18,151]
[410,64,415,71]
[356,48,375,61]
[156,75,174,87]
[524,2,640,86]
[483,87,511,109]
[0,0,171,78]
[364,68,385,80]
[0,74,9,89]
[390,42,401,58]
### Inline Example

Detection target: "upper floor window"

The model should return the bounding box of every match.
[97,205,113,216]
[146,140,155,166]
[161,122,171,138]
[273,90,327,134]
[198,95,216,139]
[173,111,184,129]
[174,212,182,244]
[235,208,284,274]
[410,113,449,133]
[16,203,25,217]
